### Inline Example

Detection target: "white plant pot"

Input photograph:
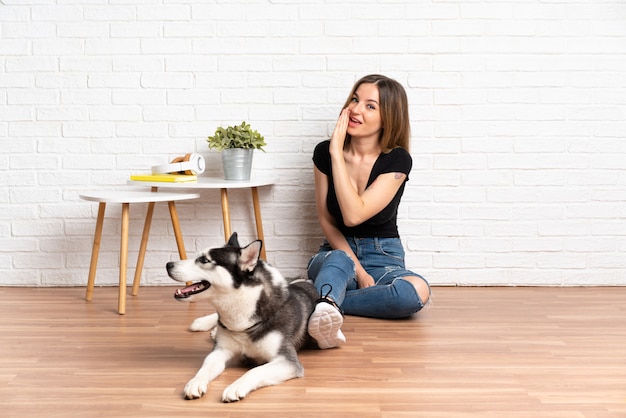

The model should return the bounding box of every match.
[221,148,253,181]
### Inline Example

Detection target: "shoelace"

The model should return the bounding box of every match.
[320,283,333,299]
[315,283,343,315]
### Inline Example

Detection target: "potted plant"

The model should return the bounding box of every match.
[207,121,266,181]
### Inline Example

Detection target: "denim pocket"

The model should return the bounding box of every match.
[375,238,405,261]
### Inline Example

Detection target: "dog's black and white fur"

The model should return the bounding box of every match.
[166,233,318,402]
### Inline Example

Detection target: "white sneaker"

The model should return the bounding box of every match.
[308,300,346,349]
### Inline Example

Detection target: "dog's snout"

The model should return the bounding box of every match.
[166,261,175,272]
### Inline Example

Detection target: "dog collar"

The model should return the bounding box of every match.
[218,318,264,333]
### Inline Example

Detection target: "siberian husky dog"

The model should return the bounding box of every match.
[166,233,319,402]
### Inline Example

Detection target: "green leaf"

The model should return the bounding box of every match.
[207,121,266,152]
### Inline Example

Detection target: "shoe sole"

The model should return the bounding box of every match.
[308,302,345,349]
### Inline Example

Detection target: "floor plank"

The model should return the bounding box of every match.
[1,286,625,417]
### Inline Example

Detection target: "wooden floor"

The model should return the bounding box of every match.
[1,286,625,418]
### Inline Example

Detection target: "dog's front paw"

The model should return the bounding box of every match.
[183,377,208,400]
[189,313,218,332]
[221,382,250,403]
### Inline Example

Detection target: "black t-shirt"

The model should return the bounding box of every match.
[313,140,412,238]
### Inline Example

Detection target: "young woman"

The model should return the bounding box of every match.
[307,74,431,349]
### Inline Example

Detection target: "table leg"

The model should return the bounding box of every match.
[167,201,192,286]
[132,201,155,297]
[220,188,231,242]
[86,202,106,301]
[168,201,187,260]
[119,203,130,315]
[251,187,267,260]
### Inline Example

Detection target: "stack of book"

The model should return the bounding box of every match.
[129,173,198,183]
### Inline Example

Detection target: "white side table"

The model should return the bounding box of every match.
[80,190,200,314]
[127,177,277,260]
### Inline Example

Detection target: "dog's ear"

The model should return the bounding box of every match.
[226,232,240,248]
[239,240,262,272]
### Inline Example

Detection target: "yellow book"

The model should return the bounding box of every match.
[130,173,197,183]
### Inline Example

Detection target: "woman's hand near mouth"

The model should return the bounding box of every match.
[329,107,350,157]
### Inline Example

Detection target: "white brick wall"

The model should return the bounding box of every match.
[1,0,625,287]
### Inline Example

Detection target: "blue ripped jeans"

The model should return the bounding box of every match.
[307,237,429,319]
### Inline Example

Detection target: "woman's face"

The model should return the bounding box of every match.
[346,83,383,141]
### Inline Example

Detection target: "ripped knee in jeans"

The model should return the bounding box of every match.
[402,276,431,304]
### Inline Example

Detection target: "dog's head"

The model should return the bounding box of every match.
[167,232,263,302]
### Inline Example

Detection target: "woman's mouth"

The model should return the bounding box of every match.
[348,117,361,127]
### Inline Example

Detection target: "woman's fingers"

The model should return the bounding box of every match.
[330,108,349,150]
